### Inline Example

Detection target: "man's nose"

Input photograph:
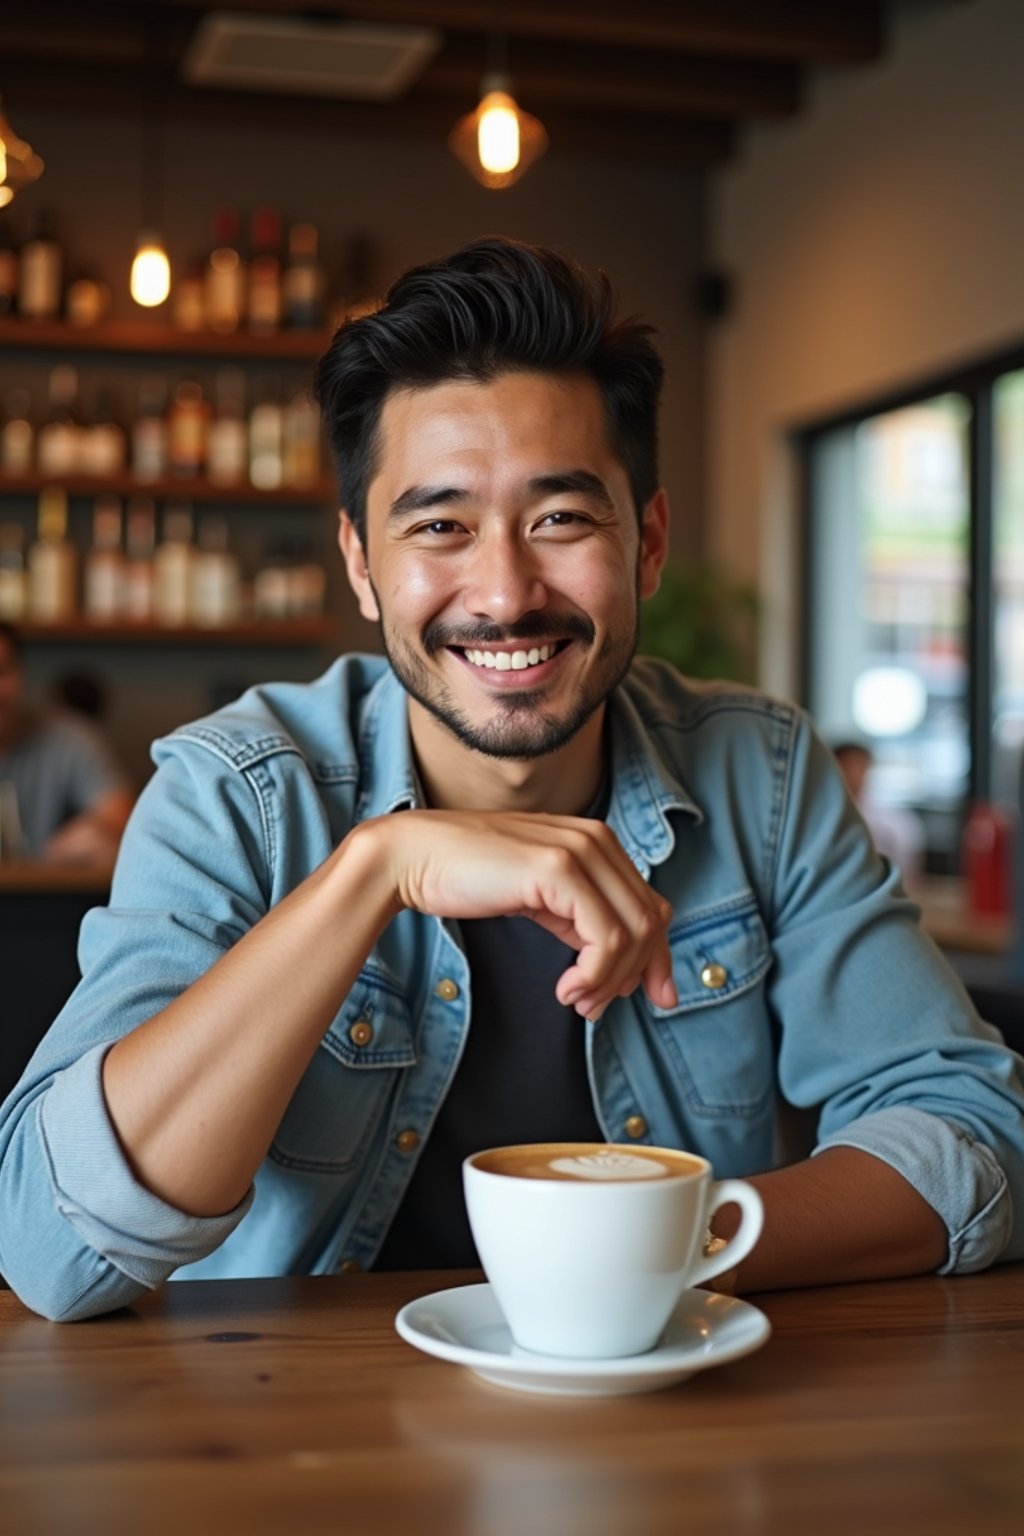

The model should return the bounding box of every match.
[462,533,549,624]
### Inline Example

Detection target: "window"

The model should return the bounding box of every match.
[800,348,1024,872]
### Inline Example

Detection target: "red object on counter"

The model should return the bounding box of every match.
[961,802,1015,916]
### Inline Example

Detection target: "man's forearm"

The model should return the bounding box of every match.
[713,1146,949,1293]
[101,820,399,1219]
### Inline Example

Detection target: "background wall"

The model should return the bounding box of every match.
[9,107,706,781]
[708,0,1024,698]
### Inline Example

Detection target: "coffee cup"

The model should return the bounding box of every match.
[463,1141,763,1359]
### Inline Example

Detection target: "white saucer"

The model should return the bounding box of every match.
[395,1282,771,1397]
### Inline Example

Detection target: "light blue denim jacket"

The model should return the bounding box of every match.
[2,656,1022,1320]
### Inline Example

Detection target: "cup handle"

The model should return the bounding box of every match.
[688,1179,764,1288]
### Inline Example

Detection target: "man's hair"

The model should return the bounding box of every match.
[313,236,664,543]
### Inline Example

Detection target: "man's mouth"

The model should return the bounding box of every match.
[454,640,570,673]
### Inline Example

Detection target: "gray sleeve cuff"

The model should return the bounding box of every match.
[813,1104,1012,1274]
[39,1042,254,1289]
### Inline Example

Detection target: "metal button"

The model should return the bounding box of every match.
[348,1019,374,1047]
[700,962,728,990]
[396,1129,421,1153]
[435,977,460,1002]
[338,1259,362,1274]
[624,1115,648,1140]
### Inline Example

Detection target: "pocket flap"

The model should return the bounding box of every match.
[323,963,417,1069]
[649,891,771,1017]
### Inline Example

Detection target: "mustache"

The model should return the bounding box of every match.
[422,612,596,656]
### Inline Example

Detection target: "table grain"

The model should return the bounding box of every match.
[1,1267,1022,1536]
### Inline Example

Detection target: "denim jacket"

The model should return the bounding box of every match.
[2,656,1022,1320]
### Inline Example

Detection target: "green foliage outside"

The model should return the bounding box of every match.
[638,561,760,684]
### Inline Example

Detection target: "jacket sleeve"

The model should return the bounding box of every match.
[0,741,270,1320]
[766,710,1024,1273]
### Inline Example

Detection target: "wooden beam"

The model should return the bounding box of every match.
[161,0,884,64]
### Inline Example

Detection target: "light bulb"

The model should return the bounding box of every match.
[130,234,171,307]
[477,91,520,175]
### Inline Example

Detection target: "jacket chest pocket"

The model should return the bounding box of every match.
[269,965,417,1174]
[647,891,774,1118]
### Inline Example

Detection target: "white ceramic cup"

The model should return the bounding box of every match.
[463,1141,764,1360]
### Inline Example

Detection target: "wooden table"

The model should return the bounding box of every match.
[1,1267,1022,1536]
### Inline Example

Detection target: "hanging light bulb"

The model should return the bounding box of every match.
[130,232,171,307]
[450,71,547,190]
[0,94,44,209]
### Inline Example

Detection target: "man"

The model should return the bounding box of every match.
[0,622,133,866]
[0,239,1021,1321]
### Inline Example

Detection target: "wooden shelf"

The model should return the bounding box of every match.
[0,472,335,507]
[19,618,338,648]
[0,317,333,361]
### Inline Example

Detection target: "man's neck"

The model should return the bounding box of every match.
[408,703,607,816]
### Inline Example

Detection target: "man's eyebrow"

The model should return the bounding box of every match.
[528,471,615,510]
[388,485,472,520]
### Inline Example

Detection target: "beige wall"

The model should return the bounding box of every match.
[708,0,1024,697]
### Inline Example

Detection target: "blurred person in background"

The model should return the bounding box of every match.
[0,621,134,866]
[832,739,926,885]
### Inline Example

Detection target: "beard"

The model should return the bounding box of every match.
[372,586,639,761]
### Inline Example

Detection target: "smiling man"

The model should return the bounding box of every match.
[2,238,1022,1321]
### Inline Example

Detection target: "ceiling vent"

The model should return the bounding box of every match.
[182,12,442,102]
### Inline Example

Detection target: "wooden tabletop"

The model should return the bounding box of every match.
[1,1266,1022,1536]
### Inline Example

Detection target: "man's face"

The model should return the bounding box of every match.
[340,370,667,763]
[0,635,23,748]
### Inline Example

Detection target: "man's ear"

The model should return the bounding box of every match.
[338,511,380,623]
[638,489,670,600]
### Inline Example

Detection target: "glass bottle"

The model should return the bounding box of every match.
[192,516,241,628]
[83,495,125,623]
[132,379,169,483]
[0,523,27,621]
[247,207,282,334]
[204,206,245,334]
[283,223,323,330]
[249,377,283,490]
[18,208,62,321]
[282,385,322,489]
[1,387,34,475]
[207,368,248,486]
[27,487,77,623]
[122,496,156,622]
[80,384,127,478]
[152,503,196,628]
[167,379,209,479]
[37,365,83,478]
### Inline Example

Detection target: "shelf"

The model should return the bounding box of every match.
[0,317,333,361]
[0,473,336,506]
[19,618,338,648]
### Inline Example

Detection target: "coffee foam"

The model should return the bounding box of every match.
[548,1152,669,1181]
[472,1142,703,1183]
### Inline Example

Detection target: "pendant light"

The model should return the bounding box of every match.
[448,10,547,189]
[0,94,44,209]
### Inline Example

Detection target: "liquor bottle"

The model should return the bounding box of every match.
[66,270,111,328]
[37,365,83,478]
[204,206,245,334]
[122,496,156,621]
[249,377,283,490]
[173,259,206,333]
[207,368,248,486]
[192,516,241,627]
[80,385,127,477]
[289,544,326,617]
[1,387,34,475]
[0,523,27,621]
[282,386,321,489]
[152,503,196,628]
[247,207,282,334]
[18,208,63,321]
[83,495,125,623]
[167,379,209,479]
[132,379,169,483]
[0,217,17,317]
[283,223,323,329]
[27,487,77,623]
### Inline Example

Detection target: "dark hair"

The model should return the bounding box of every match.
[314,236,664,542]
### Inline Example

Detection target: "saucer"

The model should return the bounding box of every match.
[395,1282,771,1397]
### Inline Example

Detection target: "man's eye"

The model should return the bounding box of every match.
[539,510,589,529]
[417,519,464,536]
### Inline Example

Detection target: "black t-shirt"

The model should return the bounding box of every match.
[374,783,610,1271]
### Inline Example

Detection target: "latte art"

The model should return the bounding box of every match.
[548,1152,669,1181]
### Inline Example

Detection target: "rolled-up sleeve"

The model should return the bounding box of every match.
[767,711,1024,1273]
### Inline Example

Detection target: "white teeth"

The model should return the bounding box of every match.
[463,642,559,671]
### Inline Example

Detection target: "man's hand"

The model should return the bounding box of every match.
[370,810,678,1020]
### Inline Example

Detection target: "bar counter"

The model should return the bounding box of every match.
[1,1266,1022,1536]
